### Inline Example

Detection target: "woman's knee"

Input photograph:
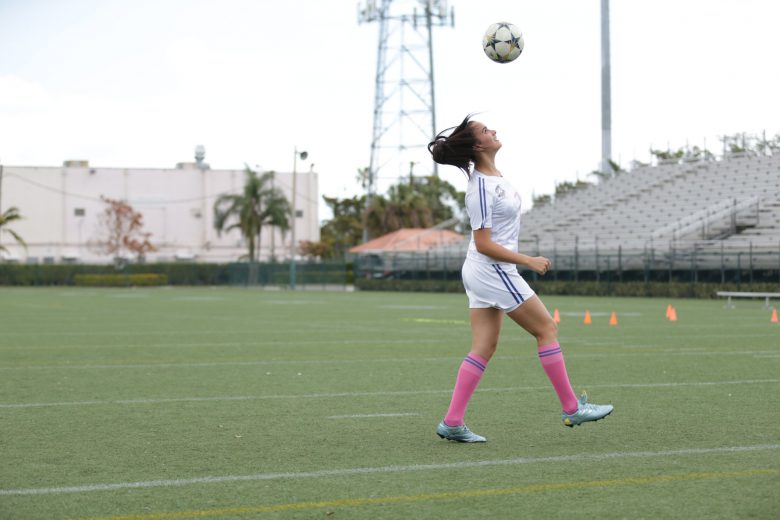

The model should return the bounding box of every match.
[471,341,498,360]
[535,318,558,344]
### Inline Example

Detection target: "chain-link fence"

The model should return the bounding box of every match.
[0,261,352,288]
[353,246,780,285]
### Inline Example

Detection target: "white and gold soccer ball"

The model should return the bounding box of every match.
[482,22,524,64]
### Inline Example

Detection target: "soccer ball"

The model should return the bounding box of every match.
[482,22,524,63]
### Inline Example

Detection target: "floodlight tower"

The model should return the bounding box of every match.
[358,0,454,241]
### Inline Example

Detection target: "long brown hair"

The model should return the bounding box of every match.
[427,114,476,178]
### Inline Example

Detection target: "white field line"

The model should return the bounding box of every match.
[0,357,459,370]
[1,350,777,371]
[2,378,779,410]
[0,333,776,354]
[0,338,454,350]
[559,312,643,317]
[0,329,776,341]
[1,444,777,497]
[327,412,420,419]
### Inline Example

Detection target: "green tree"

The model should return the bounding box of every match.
[213,167,291,283]
[0,207,26,255]
[532,194,552,207]
[314,195,366,259]
[308,175,466,259]
[756,133,780,155]
[366,175,465,237]
[589,160,626,182]
[554,179,592,198]
[650,148,685,162]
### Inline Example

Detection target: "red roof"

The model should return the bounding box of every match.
[349,228,465,253]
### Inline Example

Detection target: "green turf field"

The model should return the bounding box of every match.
[1,287,779,519]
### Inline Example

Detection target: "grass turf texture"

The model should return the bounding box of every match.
[1,287,778,519]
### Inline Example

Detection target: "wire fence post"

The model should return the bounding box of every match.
[736,252,742,287]
[574,236,579,282]
[595,236,600,283]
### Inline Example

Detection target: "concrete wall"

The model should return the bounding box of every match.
[0,162,319,264]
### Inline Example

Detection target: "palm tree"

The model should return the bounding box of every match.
[364,176,465,238]
[0,207,26,255]
[213,166,291,284]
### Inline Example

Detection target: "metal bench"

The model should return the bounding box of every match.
[716,291,780,309]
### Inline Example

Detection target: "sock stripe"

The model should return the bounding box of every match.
[463,356,486,372]
[465,355,487,370]
[538,348,562,358]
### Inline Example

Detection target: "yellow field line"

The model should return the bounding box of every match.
[75,467,779,520]
[401,317,469,325]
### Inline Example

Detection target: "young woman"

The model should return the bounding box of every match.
[428,115,613,443]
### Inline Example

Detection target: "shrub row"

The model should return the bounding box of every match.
[0,262,351,286]
[73,273,169,287]
[4,263,776,297]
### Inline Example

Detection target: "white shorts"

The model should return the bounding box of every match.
[461,259,536,312]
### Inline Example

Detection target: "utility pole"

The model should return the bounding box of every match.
[290,147,308,289]
[0,160,4,216]
[0,160,3,252]
[600,0,613,175]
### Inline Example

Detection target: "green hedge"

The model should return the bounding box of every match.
[355,278,780,299]
[3,263,776,297]
[73,273,169,287]
[0,262,351,286]
[355,279,466,293]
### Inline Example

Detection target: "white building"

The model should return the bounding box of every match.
[0,158,319,264]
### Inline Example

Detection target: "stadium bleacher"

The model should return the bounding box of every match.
[515,153,780,269]
[357,154,780,277]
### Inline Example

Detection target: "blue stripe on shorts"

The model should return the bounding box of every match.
[492,264,524,304]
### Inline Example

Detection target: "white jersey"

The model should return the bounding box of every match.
[465,170,523,265]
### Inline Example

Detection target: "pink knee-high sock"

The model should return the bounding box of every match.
[538,342,579,414]
[443,353,488,426]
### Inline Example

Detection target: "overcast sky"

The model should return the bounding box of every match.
[1,0,778,221]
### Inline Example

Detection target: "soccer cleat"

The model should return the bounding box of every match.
[436,421,487,443]
[561,393,613,427]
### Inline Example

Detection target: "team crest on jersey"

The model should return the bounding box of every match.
[495,185,505,199]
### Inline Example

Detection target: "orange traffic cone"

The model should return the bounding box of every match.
[669,307,678,322]
[584,310,592,325]
[772,307,778,323]
[666,304,673,320]
[553,308,561,324]
[609,311,618,326]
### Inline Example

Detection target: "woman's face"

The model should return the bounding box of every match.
[470,121,502,153]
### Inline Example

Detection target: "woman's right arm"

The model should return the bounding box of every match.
[472,228,551,275]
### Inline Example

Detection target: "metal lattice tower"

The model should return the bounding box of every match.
[358,0,454,240]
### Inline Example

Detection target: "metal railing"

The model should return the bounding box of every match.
[353,243,780,285]
[649,196,760,241]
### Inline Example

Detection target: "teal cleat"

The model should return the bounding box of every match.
[562,393,613,427]
[436,422,487,443]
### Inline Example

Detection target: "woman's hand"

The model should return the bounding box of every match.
[472,229,552,275]
[526,256,552,275]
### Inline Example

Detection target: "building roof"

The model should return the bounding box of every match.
[349,228,465,254]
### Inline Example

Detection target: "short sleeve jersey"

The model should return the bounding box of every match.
[465,170,523,264]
